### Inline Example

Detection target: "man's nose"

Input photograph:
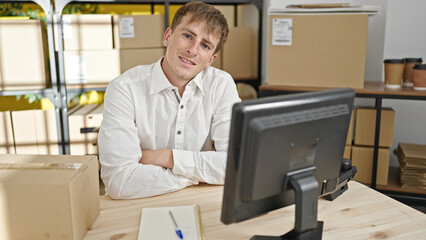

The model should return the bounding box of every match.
[187,41,198,55]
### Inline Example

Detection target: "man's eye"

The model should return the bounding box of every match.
[202,43,210,50]
[183,33,191,39]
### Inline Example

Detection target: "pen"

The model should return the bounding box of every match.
[169,210,184,239]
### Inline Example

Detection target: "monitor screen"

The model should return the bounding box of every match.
[221,88,355,238]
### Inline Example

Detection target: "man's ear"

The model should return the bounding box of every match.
[205,53,218,68]
[163,27,172,47]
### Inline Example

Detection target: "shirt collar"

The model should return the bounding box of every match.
[150,57,205,96]
[150,58,173,95]
[191,70,205,96]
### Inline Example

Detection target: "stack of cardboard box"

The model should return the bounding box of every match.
[11,109,59,155]
[0,109,59,155]
[68,103,104,155]
[57,10,257,84]
[113,14,165,72]
[0,19,49,90]
[352,107,395,186]
[396,142,426,190]
[58,14,166,87]
[60,14,119,86]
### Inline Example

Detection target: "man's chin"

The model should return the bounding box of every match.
[175,69,198,80]
[180,75,195,81]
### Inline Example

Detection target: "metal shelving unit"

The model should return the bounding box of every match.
[0,0,64,154]
[54,0,263,154]
[258,82,426,203]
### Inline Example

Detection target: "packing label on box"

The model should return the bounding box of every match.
[62,15,73,39]
[65,55,88,84]
[119,17,135,38]
[272,18,292,46]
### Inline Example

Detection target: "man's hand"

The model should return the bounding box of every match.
[139,149,174,169]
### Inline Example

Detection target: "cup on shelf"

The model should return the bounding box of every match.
[384,59,405,89]
[412,64,426,91]
[403,58,423,87]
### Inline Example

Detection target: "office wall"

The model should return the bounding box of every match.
[381,0,426,166]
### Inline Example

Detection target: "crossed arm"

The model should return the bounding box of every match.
[139,149,174,169]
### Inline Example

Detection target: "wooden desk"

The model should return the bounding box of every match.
[84,181,426,239]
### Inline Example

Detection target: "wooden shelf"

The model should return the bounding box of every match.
[260,81,426,99]
[376,166,426,195]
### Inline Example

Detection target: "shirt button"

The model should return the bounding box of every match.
[180,105,184,109]
[177,130,182,135]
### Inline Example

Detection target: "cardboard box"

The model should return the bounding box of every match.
[343,145,352,160]
[267,13,368,88]
[113,15,165,49]
[214,5,235,27]
[397,142,426,168]
[354,108,395,147]
[396,143,426,190]
[352,146,390,185]
[0,19,49,90]
[55,14,113,51]
[68,104,103,155]
[64,48,165,85]
[222,27,256,79]
[64,49,120,86]
[0,154,100,240]
[0,111,14,154]
[11,109,59,155]
[119,48,164,73]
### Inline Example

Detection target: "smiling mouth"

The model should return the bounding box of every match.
[179,56,195,65]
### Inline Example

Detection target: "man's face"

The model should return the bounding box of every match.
[162,14,219,83]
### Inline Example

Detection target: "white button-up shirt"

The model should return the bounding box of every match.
[98,58,241,199]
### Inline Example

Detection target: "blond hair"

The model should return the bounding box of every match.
[170,1,229,54]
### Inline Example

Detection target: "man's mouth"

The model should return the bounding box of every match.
[179,56,195,65]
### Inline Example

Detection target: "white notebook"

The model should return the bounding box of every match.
[138,205,204,240]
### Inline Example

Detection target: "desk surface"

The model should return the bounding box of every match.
[84,181,426,240]
[259,81,426,98]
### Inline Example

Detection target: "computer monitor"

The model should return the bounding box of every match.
[221,88,355,239]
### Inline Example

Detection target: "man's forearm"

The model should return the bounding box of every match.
[172,150,227,184]
[138,149,227,184]
[139,149,174,169]
[102,162,197,199]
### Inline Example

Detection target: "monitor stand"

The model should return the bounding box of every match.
[251,171,323,240]
[325,158,357,201]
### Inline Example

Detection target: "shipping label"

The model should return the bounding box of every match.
[119,17,135,38]
[272,18,293,46]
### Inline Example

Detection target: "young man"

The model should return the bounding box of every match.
[98,2,241,199]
